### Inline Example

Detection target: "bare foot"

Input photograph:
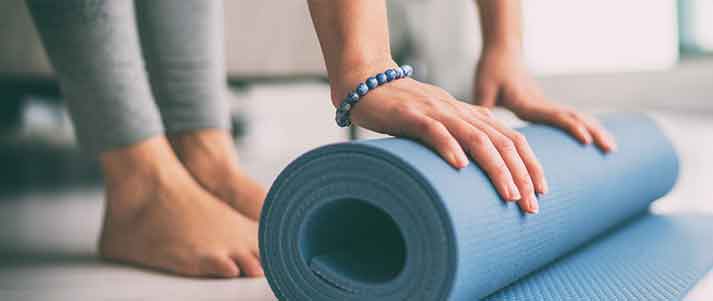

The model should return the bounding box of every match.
[98,136,264,278]
[168,129,266,221]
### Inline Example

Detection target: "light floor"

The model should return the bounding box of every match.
[0,83,711,300]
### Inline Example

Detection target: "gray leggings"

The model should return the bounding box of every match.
[26,0,229,156]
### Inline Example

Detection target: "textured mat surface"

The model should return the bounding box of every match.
[484,214,713,301]
[259,113,713,300]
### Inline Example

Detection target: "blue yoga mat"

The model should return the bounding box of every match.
[259,113,713,300]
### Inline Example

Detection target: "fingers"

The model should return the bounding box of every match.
[513,101,617,153]
[483,127,538,213]
[398,103,536,211]
[549,112,593,145]
[510,131,548,195]
[356,78,548,213]
[577,114,618,152]
[401,113,470,169]
[455,108,542,213]
[439,115,526,206]
[474,110,548,195]
[545,111,618,153]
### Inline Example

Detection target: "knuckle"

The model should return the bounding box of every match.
[495,137,517,152]
[515,175,534,191]
[490,161,511,179]
[422,97,441,108]
[554,111,571,121]
[419,119,443,134]
[510,132,527,145]
[432,137,453,151]
[421,118,441,134]
[468,130,490,145]
[569,111,585,120]
[575,122,588,132]
[528,158,545,172]
[560,118,579,129]
[476,106,493,117]
[393,102,418,117]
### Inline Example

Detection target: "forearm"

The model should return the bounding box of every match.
[475,0,523,51]
[307,0,398,106]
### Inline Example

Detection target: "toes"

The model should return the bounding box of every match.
[233,252,264,277]
[199,254,241,278]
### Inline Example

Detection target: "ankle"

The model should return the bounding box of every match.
[100,136,185,211]
[169,129,241,176]
[169,129,236,160]
[101,136,180,178]
[167,129,260,201]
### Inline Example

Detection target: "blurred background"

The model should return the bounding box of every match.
[0,0,712,300]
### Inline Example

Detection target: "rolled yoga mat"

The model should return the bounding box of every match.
[259,113,713,300]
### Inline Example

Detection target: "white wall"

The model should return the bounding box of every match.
[0,0,684,83]
[521,0,679,75]
[392,0,680,98]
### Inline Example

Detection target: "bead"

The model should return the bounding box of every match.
[335,112,350,127]
[366,77,379,89]
[346,91,360,104]
[401,65,413,77]
[376,73,387,84]
[385,69,397,81]
[394,67,404,79]
[335,64,413,127]
[339,102,352,112]
[356,83,369,96]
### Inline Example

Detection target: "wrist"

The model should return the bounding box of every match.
[480,42,526,68]
[331,62,413,128]
[482,38,523,56]
[327,55,398,107]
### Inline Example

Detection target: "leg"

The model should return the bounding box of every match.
[26,0,262,277]
[135,0,266,221]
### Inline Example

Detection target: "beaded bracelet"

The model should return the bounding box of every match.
[335,65,414,127]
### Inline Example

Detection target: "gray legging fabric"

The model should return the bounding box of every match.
[25,0,230,156]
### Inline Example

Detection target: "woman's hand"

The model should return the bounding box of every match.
[307,0,550,213]
[473,47,617,152]
[333,63,546,214]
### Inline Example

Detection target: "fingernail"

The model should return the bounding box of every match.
[448,153,458,168]
[540,178,549,194]
[509,183,521,201]
[582,131,593,144]
[458,153,470,168]
[448,152,469,169]
[529,194,539,213]
[446,152,460,169]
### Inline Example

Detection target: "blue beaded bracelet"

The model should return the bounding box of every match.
[335,65,414,127]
